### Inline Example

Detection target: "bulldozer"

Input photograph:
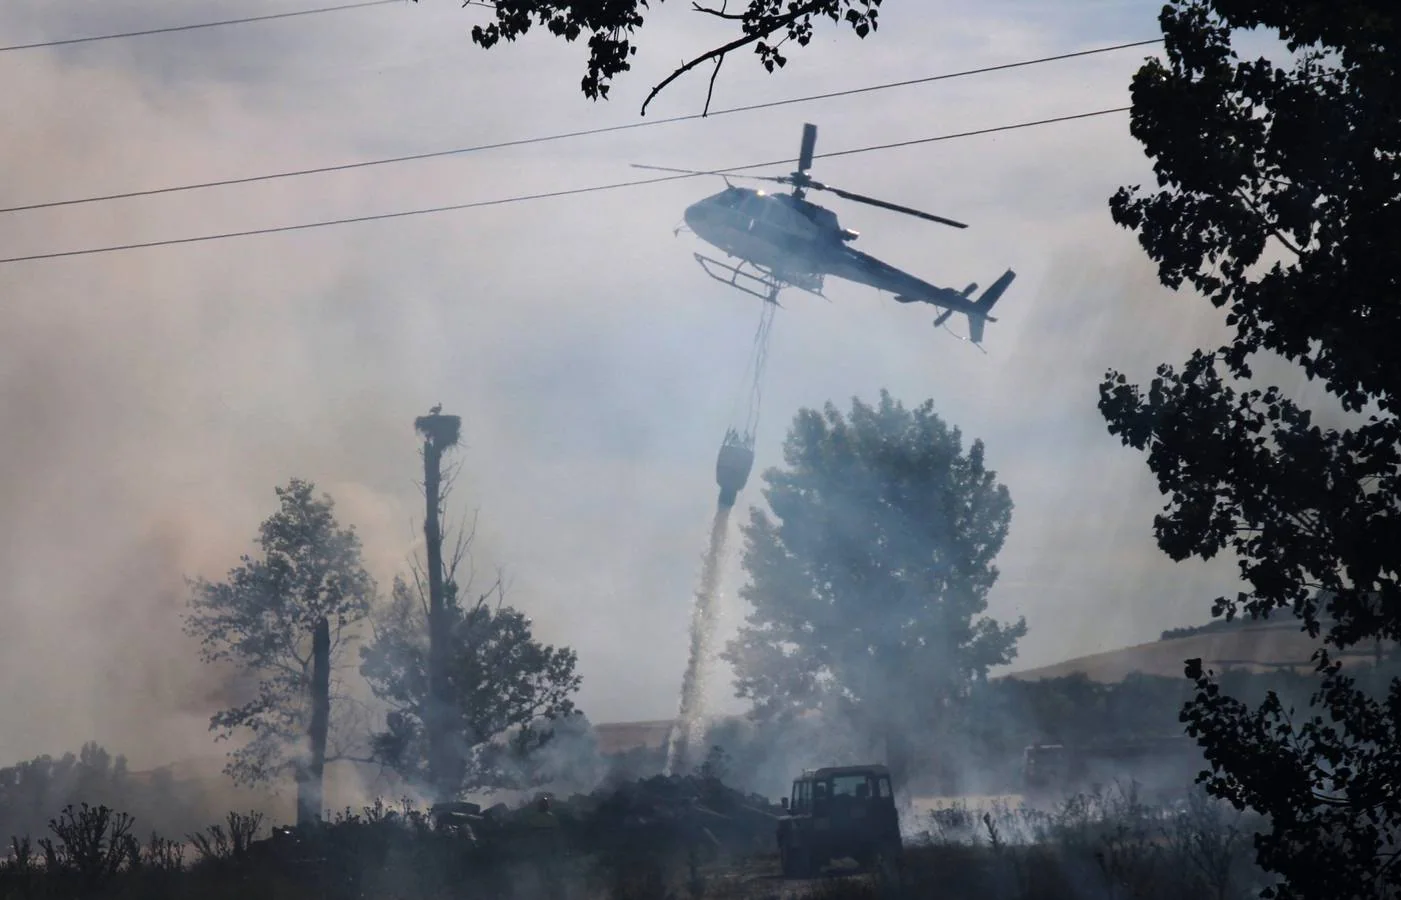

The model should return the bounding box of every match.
[775,764,903,880]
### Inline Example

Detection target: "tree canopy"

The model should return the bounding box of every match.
[359,569,582,798]
[442,0,887,113]
[723,390,1025,788]
[1099,1,1400,896]
[184,479,375,823]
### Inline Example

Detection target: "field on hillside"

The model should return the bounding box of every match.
[1005,621,1388,683]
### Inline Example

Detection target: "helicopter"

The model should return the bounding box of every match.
[634,123,1016,344]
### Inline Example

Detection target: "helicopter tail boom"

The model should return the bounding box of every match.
[965,269,1016,344]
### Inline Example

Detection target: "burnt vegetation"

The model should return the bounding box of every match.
[0,760,1275,900]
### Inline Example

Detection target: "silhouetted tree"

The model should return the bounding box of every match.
[723,390,1026,789]
[0,744,135,845]
[433,0,886,113]
[414,407,461,806]
[1099,1,1401,896]
[358,523,582,798]
[185,479,376,826]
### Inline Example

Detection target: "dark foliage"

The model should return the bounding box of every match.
[0,766,782,900]
[359,573,582,798]
[429,0,886,112]
[1099,1,1401,897]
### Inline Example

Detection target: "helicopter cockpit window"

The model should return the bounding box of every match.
[716,188,746,209]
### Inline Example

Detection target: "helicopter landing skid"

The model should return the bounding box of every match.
[693,253,827,306]
[694,253,782,305]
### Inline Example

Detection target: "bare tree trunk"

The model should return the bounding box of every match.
[298,616,331,826]
[423,427,452,804]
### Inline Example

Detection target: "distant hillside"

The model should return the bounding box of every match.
[1157,615,1281,642]
[1005,619,1390,683]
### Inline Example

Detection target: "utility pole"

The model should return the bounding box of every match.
[415,405,461,804]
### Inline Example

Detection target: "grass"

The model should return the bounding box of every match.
[0,782,1268,900]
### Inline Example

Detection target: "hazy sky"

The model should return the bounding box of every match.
[0,0,1328,768]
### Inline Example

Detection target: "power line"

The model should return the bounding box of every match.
[0,0,403,53]
[0,37,1162,215]
[0,106,1130,266]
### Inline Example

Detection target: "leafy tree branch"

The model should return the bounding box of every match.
[445,0,886,114]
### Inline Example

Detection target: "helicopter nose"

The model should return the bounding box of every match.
[683,201,721,240]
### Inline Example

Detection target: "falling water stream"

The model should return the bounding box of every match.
[663,503,733,775]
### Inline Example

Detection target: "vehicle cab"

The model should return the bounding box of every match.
[777,764,902,879]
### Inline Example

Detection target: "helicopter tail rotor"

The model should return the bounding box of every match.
[799,123,816,173]
[794,123,817,184]
[964,269,1016,344]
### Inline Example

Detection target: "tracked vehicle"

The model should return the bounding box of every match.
[776,764,903,879]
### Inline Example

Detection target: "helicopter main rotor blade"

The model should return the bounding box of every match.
[798,123,817,174]
[631,163,720,176]
[803,179,969,229]
[630,163,786,184]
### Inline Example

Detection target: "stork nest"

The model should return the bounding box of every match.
[414,413,462,447]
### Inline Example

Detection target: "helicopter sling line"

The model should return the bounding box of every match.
[746,304,775,445]
[739,300,778,440]
[714,290,778,505]
[0,37,1162,216]
[668,269,778,775]
[0,105,1131,266]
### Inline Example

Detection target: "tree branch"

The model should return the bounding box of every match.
[325,754,380,766]
[640,0,827,117]
[692,1,742,19]
[1235,186,1304,257]
[705,54,726,112]
[446,507,480,588]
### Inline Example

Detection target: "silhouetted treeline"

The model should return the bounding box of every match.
[0,743,279,855]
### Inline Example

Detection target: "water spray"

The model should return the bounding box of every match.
[664,303,773,775]
[664,501,734,775]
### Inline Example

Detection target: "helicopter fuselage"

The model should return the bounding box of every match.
[682,186,970,307]
[641,120,1014,343]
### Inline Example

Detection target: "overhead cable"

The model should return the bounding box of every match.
[0,106,1131,266]
[0,38,1162,215]
[0,0,403,53]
